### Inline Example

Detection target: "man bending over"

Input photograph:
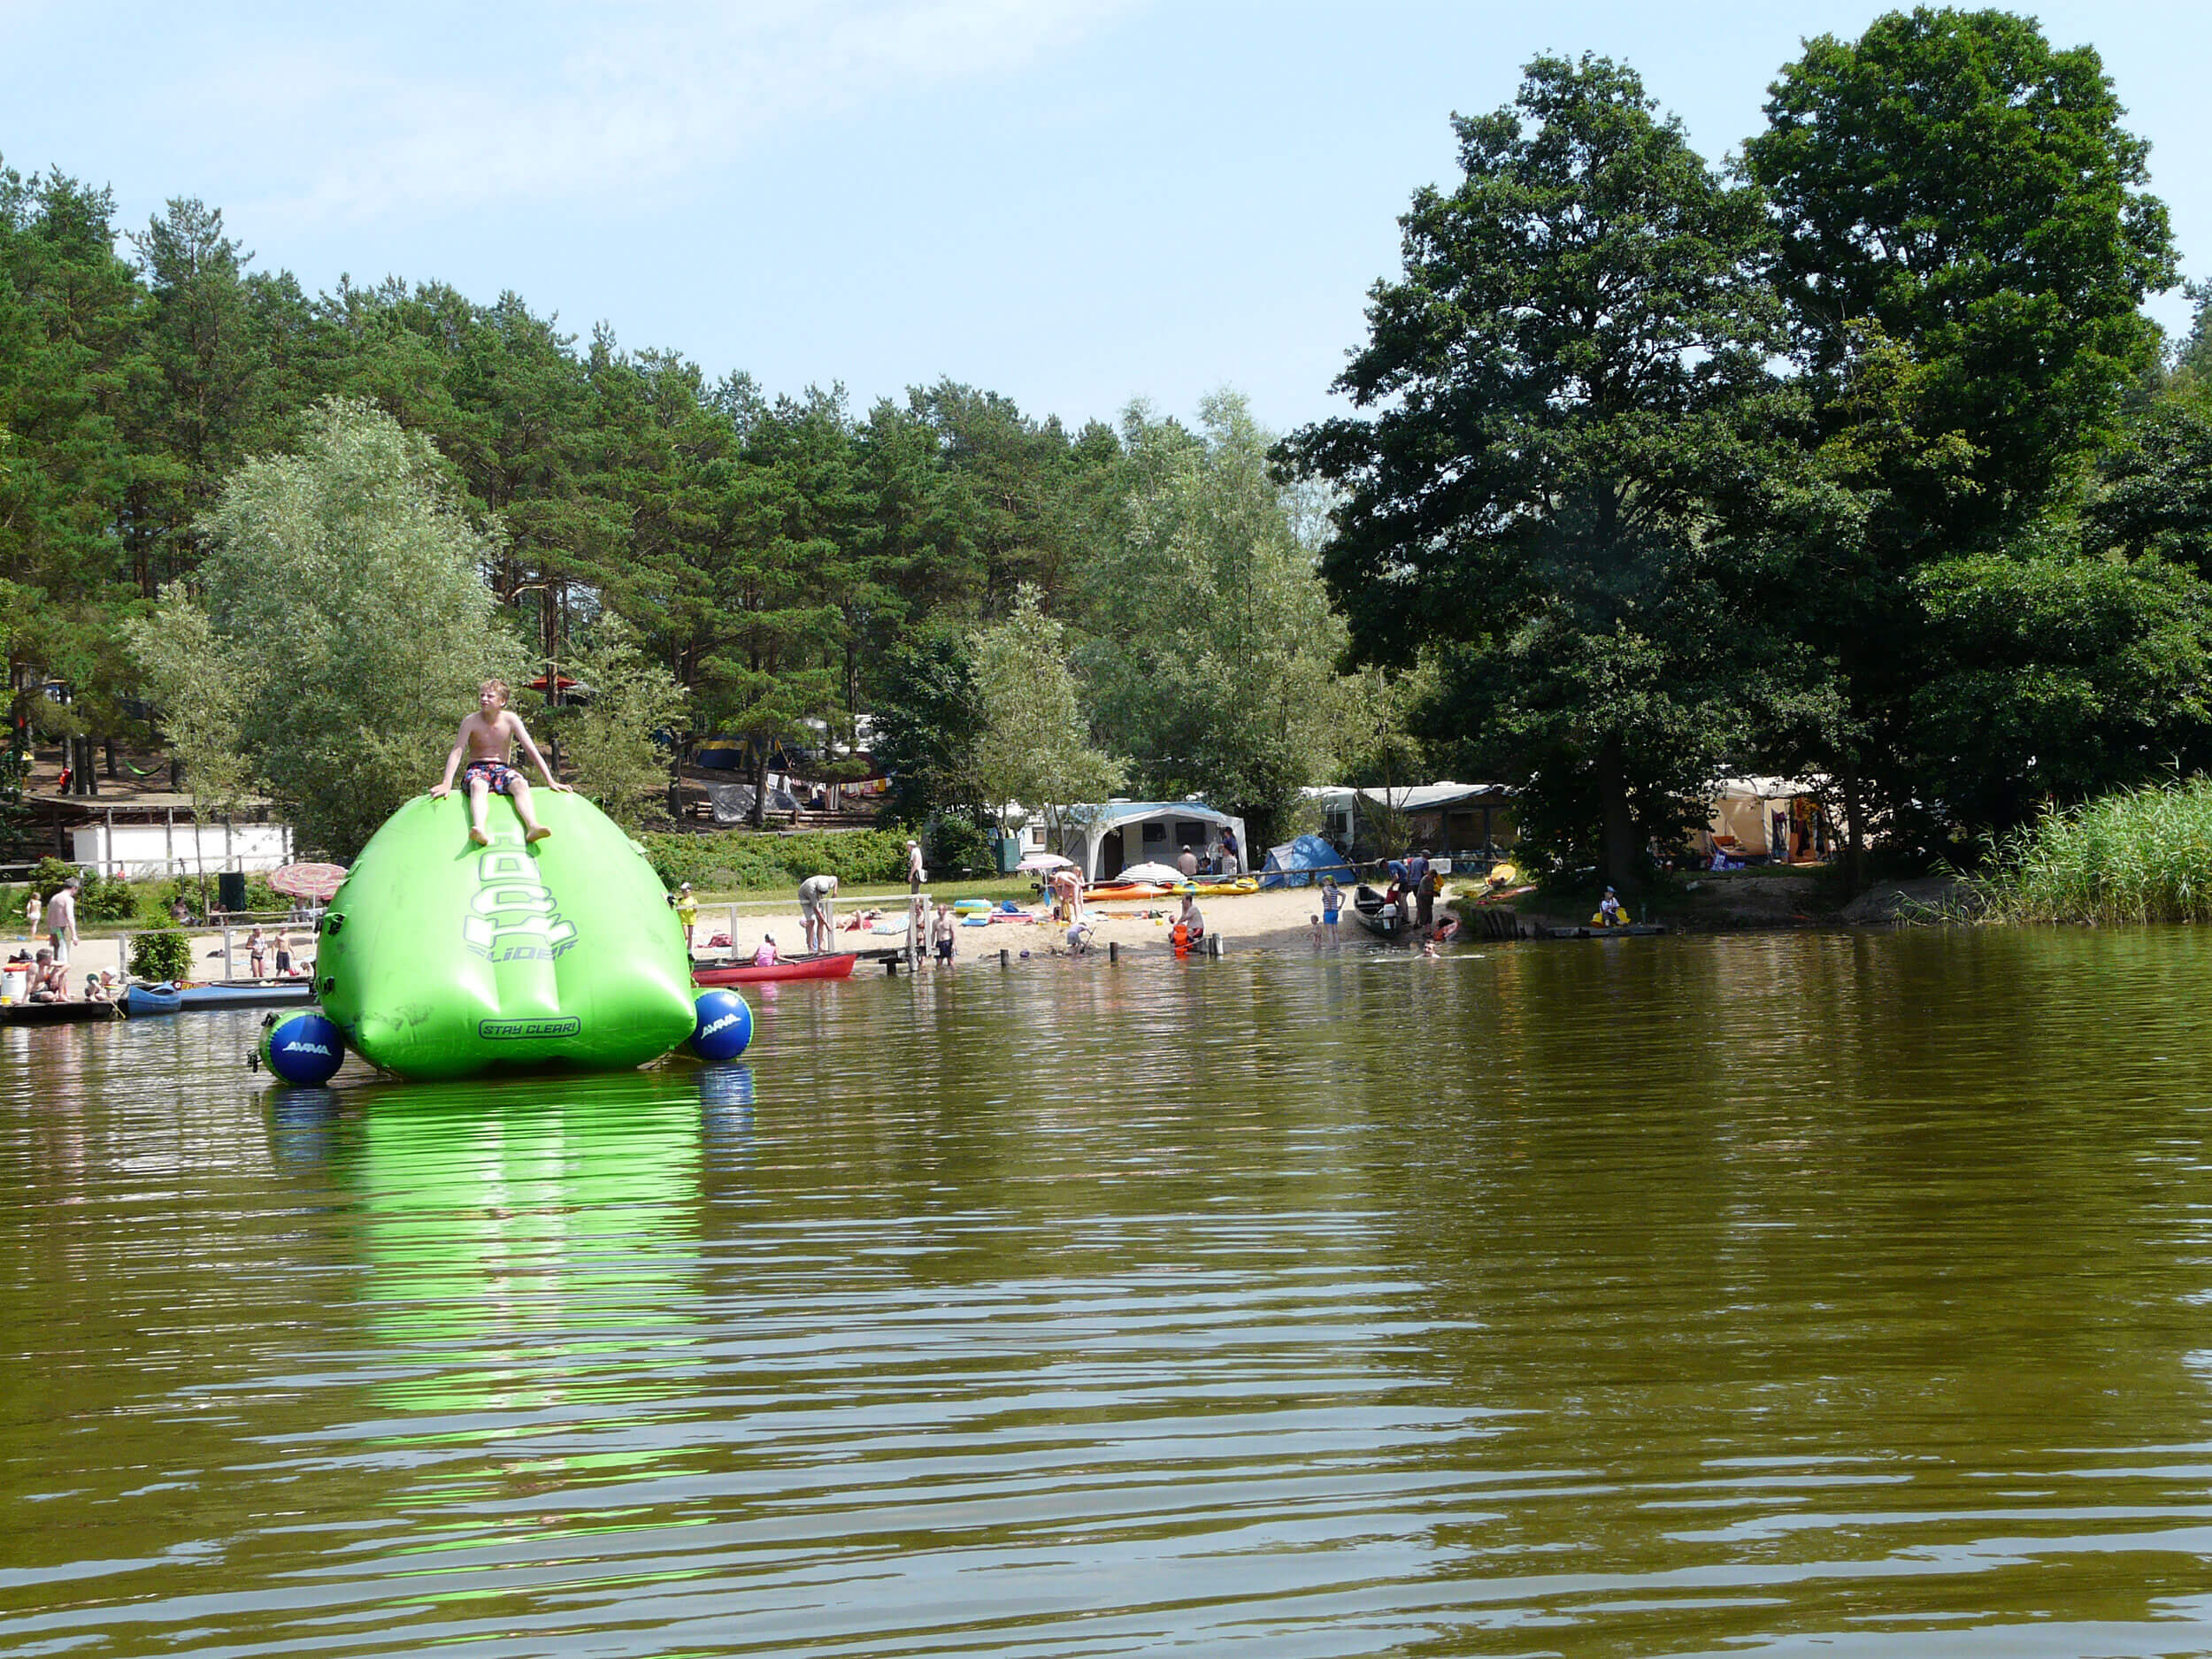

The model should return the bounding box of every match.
[432,679,570,845]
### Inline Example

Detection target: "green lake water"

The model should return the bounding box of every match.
[5,927,2212,1656]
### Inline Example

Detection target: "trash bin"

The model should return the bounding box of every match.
[995,833,1023,875]
[218,871,247,914]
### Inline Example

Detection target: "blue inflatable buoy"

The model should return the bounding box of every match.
[263,1012,346,1086]
[689,989,753,1061]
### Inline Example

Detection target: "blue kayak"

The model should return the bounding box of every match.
[123,981,317,1018]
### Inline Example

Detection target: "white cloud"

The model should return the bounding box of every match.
[213,0,1134,224]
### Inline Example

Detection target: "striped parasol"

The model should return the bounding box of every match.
[266,862,349,902]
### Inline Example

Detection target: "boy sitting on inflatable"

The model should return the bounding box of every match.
[430,679,571,844]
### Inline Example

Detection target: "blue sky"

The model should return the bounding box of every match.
[4,1,2204,435]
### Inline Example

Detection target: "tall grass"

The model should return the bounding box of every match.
[1969,778,2212,925]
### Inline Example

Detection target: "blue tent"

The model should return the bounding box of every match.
[1259,833,1356,889]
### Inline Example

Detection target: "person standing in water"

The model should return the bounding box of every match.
[431,679,569,845]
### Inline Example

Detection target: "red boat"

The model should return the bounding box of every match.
[692,953,859,987]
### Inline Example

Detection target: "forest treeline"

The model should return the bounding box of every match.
[0,162,1367,856]
[11,5,2212,884]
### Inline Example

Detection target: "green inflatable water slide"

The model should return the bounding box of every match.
[318,791,697,1080]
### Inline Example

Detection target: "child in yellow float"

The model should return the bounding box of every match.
[431,679,570,845]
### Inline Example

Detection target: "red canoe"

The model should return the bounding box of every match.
[693,953,859,987]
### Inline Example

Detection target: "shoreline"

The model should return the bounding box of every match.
[3,873,1975,1008]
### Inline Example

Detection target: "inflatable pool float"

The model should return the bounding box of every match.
[693,953,857,986]
[317,792,697,1080]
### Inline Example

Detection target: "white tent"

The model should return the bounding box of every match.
[1056,801,1250,883]
[1706,777,1824,862]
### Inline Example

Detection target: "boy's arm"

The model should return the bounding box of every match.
[429,722,469,796]
[505,712,571,791]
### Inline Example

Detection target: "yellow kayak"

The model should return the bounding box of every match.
[1190,877,1260,897]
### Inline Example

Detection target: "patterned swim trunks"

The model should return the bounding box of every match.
[463,758,521,796]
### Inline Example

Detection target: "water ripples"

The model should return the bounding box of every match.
[6,931,2212,1654]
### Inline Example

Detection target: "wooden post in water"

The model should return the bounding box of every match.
[999,948,1009,968]
[1109,941,1118,964]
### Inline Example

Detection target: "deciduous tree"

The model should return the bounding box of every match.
[133,397,525,857]
[970,584,1123,849]
[1281,55,1784,887]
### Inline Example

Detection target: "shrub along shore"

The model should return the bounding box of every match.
[1965,780,2212,926]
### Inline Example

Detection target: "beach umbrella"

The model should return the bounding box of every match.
[1110,861,1183,885]
[1015,851,1073,873]
[267,862,349,902]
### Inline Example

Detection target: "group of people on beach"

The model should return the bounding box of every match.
[1175,827,1240,879]
[241,926,306,979]
[1303,845,1461,953]
[11,877,90,1003]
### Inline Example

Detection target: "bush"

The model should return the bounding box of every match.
[129,930,194,982]
[128,872,288,921]
[926,816,995,880]
[636,827,910,892]
[25,858,137,922]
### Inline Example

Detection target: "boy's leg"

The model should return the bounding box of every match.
[465,775,493,844]
[508,776,551,842]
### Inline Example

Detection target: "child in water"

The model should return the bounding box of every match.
[431,679,570,845]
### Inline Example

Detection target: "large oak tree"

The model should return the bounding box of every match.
[1282,55,1785,888]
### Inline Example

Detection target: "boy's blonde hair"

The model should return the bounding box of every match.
[480,678,511,703]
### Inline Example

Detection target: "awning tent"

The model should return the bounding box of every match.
[1259,833,1356,890]
[1302,780,1513,857]
[1705,776,1824,861]
[1056,802,1249,883]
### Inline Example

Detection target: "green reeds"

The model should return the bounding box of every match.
[1967,777,2212,925]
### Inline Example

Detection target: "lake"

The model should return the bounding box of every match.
[5,927,2212,1656]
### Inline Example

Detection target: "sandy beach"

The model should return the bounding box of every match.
[6,885,1439,1002]
[686,882,1435,968]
